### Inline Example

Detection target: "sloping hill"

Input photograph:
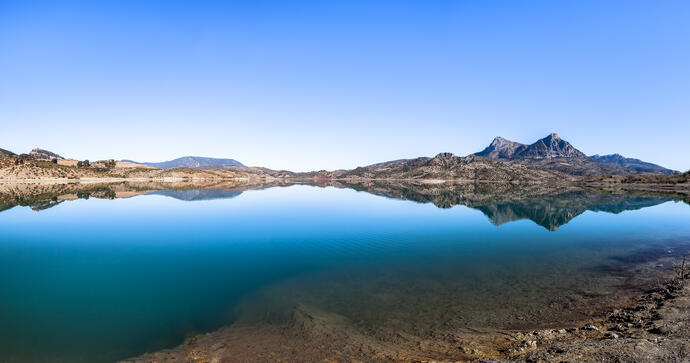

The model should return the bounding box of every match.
[29,148,65,160]
[0,148,16,157]
[124,156,245,169]
[591,154,675,175]
[339,153,568,182]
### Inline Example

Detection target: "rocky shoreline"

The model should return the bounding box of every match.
[120,259,690,363]
[508,273,690,362]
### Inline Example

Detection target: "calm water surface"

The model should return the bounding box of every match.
[0,183,689,362]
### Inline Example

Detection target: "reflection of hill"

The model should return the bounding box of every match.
[0,183,123,213]
[334,181,674,231]
[0,180,684,231]
[29,199,65,211]
[151,189,243,201]
[0,180,294,213]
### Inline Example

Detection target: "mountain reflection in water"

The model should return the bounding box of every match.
[0,180,686,230]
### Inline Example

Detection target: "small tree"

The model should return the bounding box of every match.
[51,158,58,164]
[104,159,116,168]
[77,160,90,168]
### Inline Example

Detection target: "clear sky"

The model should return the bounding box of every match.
[1,1,688,171]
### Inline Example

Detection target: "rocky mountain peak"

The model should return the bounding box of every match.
[539,133,563,148]
[476,133,587,160]
[517,133,586,159]
[476,136,525,159]
[490,136,510,145]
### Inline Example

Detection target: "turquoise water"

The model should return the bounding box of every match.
[0,184,689,362]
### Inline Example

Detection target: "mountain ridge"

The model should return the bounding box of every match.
[473,133,674,176]
[0,148,16,157]
[477,133,586,160]
[0,134,683,181]
[124,156,246,169]
[338,152,569,182]
[591,153,675,175]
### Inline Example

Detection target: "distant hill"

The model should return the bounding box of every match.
[590,154,675,175]
[0,148,16,157]
[0,148,16,168]
[124,156,246,169]
[30,148,65,160]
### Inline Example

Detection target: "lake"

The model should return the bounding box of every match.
[0,181,689,362]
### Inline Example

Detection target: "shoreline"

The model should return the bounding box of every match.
[0,177,259,183]
[1,176,688,190]
[121,258,690,362]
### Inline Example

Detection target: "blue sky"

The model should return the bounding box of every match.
[1,1,688,171]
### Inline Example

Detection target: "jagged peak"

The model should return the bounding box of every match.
[434,152,456,158]
[490,136,517,146]
[540,133,561,144]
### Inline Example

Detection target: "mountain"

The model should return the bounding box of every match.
[29,148,65,160]
[338,153,568,182]
[0,148,16,168]
[590,154,675,175]
[338,133,637,181]
[124,156,246,169]
[0,148,16,157]
[514,133,587,159]
[476,133,586,160]
[474,136,524,159]
[475,133,633,176]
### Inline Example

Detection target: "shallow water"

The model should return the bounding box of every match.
[0,182,689,362]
